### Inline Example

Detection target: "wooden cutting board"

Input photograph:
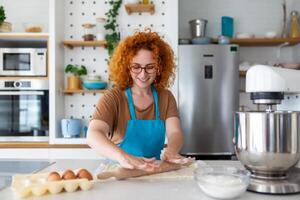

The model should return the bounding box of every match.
[97,161,189,180]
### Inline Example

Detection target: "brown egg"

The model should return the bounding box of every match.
[62,169,76,180]
[76,169,93,180]
[47,171,62,181]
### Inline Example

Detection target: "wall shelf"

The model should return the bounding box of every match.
[62,89,107,95]
[0,77,48,80]
[228,38,300,46]
[125,3,155,15]
[62,40,107,49]
[0,33,49,39]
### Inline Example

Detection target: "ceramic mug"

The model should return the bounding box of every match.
[221,16,234,38]
[61,119,82,138]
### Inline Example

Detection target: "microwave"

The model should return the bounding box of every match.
[0,48,47,77]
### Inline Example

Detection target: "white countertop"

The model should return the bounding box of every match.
[1,160,300,200]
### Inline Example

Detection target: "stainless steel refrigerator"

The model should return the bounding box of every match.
[178,45,239,156]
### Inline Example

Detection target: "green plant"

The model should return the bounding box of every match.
[65,64,87,76]
[0,6,6,25]
[104,0,122,57]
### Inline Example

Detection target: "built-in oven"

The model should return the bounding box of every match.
[0,48,47,77]
[0,79,49,141]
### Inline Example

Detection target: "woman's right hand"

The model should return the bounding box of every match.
[118,153,159,172]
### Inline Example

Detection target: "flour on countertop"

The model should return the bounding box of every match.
[94,160,207,180]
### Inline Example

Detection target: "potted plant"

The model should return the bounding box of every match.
[104,0,122,58]
[65,64,87,90]
[0,5,12,32]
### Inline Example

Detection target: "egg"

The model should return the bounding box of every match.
[76,169,93,180]
[62,169,76,180]
[47,171,62,181]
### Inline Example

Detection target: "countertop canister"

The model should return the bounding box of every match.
[189,19,207,38]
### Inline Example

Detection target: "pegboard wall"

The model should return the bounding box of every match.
[62,0,177,132]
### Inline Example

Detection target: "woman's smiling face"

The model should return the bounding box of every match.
[129,49,158,89]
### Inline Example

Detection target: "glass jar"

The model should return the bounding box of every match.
[290,11,300,38]
[82,23,96,41]
[96,17,106,40]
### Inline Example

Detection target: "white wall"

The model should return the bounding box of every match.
[0,0,49,32]
[179,0,299,64]
[179,0,300,110]
[179,0,300,39]
[179,0,300,65]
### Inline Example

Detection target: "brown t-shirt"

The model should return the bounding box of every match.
[92,87,179,144]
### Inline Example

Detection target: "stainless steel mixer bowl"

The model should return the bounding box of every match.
[234,111,300,177]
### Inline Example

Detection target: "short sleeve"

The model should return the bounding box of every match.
[91,89,119,131]
[165,90,179,119]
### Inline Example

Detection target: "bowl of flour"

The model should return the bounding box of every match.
[194,165,250,199]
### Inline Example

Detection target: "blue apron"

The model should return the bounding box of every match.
[118,86,165,159]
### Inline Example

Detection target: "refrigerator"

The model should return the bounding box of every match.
[178,45,239,156]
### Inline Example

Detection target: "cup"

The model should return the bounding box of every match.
[221,16,234,38]
[61,119,82,138]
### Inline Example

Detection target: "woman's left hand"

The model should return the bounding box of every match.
[160,148,194,165]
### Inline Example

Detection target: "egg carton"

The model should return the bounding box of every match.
[11,170,94,198]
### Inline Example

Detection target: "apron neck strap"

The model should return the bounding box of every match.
[126,85,161,120]
[151,85,160,120]
[126,88,137,120]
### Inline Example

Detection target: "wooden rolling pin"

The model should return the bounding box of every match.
[97,161,187,180]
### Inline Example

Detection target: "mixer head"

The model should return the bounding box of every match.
[250,92,284,105]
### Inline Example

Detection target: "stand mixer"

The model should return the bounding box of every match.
[234,65,300,194]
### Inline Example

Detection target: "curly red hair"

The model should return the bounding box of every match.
[109,30,175,90]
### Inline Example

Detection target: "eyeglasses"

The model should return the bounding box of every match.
[129,63,157,74]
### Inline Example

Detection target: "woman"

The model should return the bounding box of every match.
[87,30,188,172]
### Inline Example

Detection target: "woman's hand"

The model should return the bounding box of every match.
[161,148,194,165]
[118,152,159,172]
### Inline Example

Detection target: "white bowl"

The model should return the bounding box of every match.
[194,165,250,199]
